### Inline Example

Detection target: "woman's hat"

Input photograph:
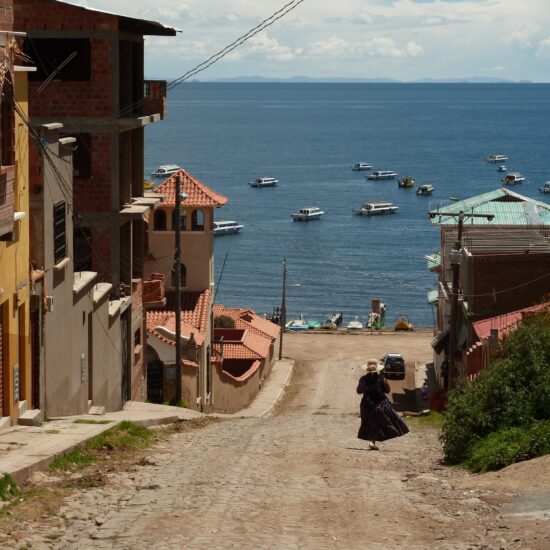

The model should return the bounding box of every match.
[361,359,384,373]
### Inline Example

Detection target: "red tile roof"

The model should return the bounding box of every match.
[147,290,211,347]
[473,302,550,341]
[153,169,228,208]
[213,304,280,341]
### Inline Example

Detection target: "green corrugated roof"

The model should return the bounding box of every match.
[430,188,550,226]
[427,290,439,305]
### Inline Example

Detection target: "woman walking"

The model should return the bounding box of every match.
[357,359,409,450]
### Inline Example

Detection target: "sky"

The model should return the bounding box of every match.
[64,0,550,82]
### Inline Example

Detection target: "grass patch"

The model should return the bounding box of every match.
[165,398,190,408]
[0,474,21,502]
[49,448,96,472]
[407,411,444,429]
[73,419,112,425]
[46,429,60,434]
[85,421,152,451]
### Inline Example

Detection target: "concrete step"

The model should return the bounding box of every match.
[17,409,43,427]
[88,405,106,416]
[18,400,27,416]
[0,416,11,430]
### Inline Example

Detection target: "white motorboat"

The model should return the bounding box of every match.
[291,207,324,221]
[497,165,507,173]
[367,170,398,180]
[416,184,434,196]
[151,164,180,178]
[540,182,550,194]
[352,162,373,171]
[353,201,399,216]
[346,316,363,330]
[487,154,508,163]
[249,177,278,188]
[502,172,525,185]
[213,220,244,236]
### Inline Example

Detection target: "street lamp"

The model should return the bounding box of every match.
[278,258,287,360]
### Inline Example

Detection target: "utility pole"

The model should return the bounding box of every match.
[278,258,287,360]
[173,175,187,403]
[430,210,494,389]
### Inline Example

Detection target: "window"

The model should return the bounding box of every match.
[191,209,204,231]
[171,263,187,288]
[25,38,92,81]
[53,201,67,265]
[134,328,141,347]
[74,227,92,272]
[154,210,167,231]
[171,209,186,231]
[71,134,91,179]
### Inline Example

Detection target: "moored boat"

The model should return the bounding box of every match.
[291,206,324,221]
[346,316,363,330]
[398,176,415,188]
[143,178,154,190]
[540,182,550,194]
[497,165,507,173]
[367,170,398,180]
[249,177,278,188]
[213,220,244,236]
[487,154,508,163]
[502,172,525,185]
[394,315,414,331]
[353,201,399,216]
[151,164,180,178]
[416,184,434,196]
[352,162,373,171]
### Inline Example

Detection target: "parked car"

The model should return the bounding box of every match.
[381,353,406,380]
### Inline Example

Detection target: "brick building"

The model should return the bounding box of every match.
[12,0,175,413]
[427,188,550,383]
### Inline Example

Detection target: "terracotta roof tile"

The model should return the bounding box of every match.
[147,289,211,347]
[153,169,228,208]
[214,304,280,341]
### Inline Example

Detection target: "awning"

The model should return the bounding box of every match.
[427,289,439,305]
[431,329,449,353]
[424,253,441,272]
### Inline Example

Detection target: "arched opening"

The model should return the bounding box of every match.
[153,209,167,231]
[171,208,187,231]
[171,262,187,288]
[146,345,164,403]
[192,209,204,231]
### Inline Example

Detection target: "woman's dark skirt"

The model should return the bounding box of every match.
[358,398,409,442]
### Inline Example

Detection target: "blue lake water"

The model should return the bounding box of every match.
[145,83,550,327]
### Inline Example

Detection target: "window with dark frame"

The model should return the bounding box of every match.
[53,201,67,265]
[25,38,92,82]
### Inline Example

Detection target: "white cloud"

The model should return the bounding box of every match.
[246,33,296,62]
[537,36,550,58]
[503,23,540,48]
[308,35,423,59]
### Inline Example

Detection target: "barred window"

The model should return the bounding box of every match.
[53,201,67,264]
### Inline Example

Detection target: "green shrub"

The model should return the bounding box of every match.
[214,315,235,329]
[441,312,550,466]
[0,474,20,501]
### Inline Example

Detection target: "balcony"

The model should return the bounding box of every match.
[118,80,167,130]
[142,80,167,119]
[0,165,15,238]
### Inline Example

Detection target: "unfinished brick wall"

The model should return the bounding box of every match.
[0,1,13,29]
[466,253,550,317]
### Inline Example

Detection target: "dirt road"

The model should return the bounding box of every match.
[3,333,549,549]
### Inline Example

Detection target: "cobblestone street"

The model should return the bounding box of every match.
[3,334,550,549]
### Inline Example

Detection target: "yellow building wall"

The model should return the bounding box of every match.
[0,68,31,421]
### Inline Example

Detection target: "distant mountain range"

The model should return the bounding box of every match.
[197,76,532,84]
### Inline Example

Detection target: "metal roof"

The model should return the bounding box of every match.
[56,1,178,36]
[430,188,550,226]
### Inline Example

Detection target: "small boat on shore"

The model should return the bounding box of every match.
[352,162,373,171]
[347,316,363,330]
[249,177,278,188]
[213,221,244,236]
[353,201,399,216]
[449,197,460,202]
[416,184,434,196]
[487,154,508,163]
[151,164,181,178]
[503,172,525,185]
[143,178,155,190]
[394,315,414,331]
[398,176,415,188]
[367,170,398,180]
[292,207,324,221]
